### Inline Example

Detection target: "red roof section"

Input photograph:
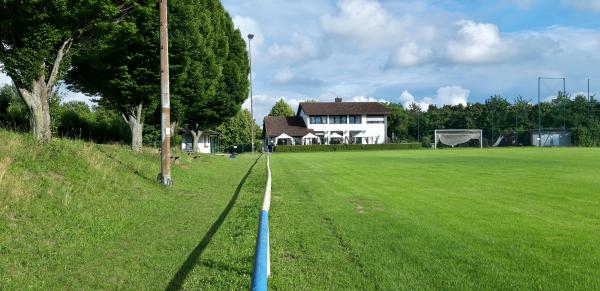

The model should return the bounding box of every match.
[298,102,390,115]
[263,116,314,137]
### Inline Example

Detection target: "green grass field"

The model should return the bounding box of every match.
[2,129,599,290]
[0,130,266,290]
[268,148,600,290]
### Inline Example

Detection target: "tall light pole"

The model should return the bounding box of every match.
[537,76,566,147]
[588,78,591,118]
[159,0,172,186]
[248,34,255,154]
[538,77,541,147]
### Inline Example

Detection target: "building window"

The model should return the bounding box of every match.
[329,115,347,124]
[366,115,385,124]
[349,115,362,124]
[310,115,328,124]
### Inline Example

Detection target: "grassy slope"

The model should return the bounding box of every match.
[269,148,600,290]
[0,130,265,290]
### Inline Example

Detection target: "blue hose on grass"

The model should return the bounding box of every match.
[251,210,269,291]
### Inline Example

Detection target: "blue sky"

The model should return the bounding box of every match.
[222,0,600,119]
[3,0,600,120]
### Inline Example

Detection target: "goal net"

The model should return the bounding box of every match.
[434,129,483,149]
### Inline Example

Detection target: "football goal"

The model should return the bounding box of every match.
[434,129,483,149]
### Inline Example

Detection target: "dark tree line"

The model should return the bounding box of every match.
[387,92,600,147]
[0,0,249,152]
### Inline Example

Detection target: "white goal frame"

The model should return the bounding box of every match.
[434,129,483,149]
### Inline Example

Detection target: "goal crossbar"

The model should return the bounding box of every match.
[434,129,483,149]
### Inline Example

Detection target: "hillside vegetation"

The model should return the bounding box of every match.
[0,130,265,289]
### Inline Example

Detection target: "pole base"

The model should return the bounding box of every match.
[157,173,173,187]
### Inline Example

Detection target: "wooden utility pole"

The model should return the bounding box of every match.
[160,0,172,186]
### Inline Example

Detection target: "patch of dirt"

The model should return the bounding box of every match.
[356,204,365,214]
[282,251,299,262]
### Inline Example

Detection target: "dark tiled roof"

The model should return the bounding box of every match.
[263,116,313,137]
[298,102,390,115]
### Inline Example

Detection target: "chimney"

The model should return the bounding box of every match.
[334,97,342,103]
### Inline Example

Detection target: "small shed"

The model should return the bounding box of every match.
[181,130,221,153]
[531,129,572,147]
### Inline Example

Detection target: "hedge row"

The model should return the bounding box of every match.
[274,143,422,152]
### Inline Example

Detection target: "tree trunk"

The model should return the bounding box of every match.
[16,39,72,143]
[190,130,203,153]
[122,104,144,152]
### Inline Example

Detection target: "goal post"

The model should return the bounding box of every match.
[434,129,483,149]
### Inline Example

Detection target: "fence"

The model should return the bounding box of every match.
[251,153,272,291]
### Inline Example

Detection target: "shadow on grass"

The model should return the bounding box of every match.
[165,154,262,291]
[96,146,156,184]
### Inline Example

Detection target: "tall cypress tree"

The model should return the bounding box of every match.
[66,0,249,151]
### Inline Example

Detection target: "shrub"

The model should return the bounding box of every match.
[274,143,421,153]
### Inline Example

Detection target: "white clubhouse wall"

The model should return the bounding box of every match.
[181,134,212,153]
[299,109,387,144]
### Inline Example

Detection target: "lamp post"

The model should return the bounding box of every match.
[537,76,566,147]
[248,33,255,154]
[159,0,171,186]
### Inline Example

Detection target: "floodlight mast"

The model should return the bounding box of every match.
[537,77,566,147]
[588,79,592,118]
[159,0,171,186]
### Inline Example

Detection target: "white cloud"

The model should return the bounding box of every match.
[60,91,95,106]
[268,33,322,62]
[242,94,304,125]
[243,94,272,124]
[391,42,432,67]
[350,95,388,103]
[446,20,517,64]
[399,90,432,110]
[322,1,549,67]
[274,67,294,83]
[322,0,395,47]
[399,86,469,110]
[561,0,600,11]
[436,85,470,106]
[223,1,600,111]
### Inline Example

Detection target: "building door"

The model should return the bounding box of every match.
[210,136,218,153]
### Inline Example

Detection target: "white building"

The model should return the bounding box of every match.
[181,130,220,153]
[264,98,390,146]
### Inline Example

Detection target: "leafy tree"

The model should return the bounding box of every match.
[0,84,16,119]
[269,98,295,117]
[216,109,260,148]
[67,0,249,152]
[386,103,410,142]
[0,0,123,142]
[0,84,28,130]
[66,1,158,151]
[550,91,571,129]
[485,95,510,142]
[174,0,250,152]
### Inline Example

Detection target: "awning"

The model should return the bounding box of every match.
[275,133,293,140]
[302,133,319,139]
[329,132,343,138]
[275,133,295,145]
